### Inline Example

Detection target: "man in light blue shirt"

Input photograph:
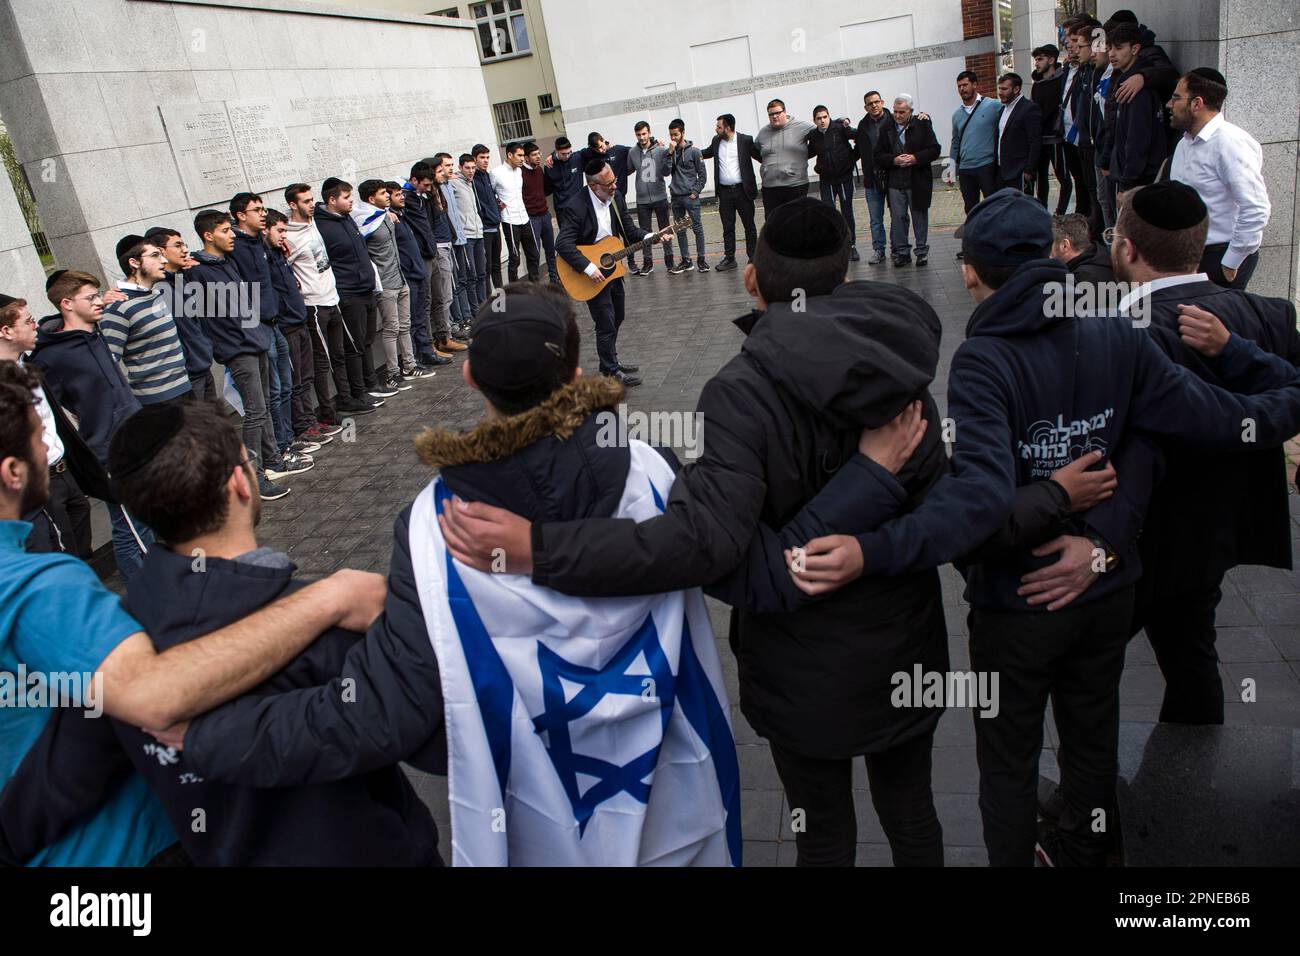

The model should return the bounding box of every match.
[951,70,1002,217]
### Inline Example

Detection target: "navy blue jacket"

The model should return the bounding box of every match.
[829,259,1300,612]
[29,318,141,466]
[1110,64,1168,189]
[471,172,502,230]
[229,226,280,327]
[156,270,215,375]
[187,251,273,362]
[313,203,376,298]
[264,242,307,330]
[544,151,585,208]
[579,144,632,194]
[393,214,429,284]
[429,189,453,244]
[400,184,438,257]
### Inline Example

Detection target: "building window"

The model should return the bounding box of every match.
[472,0,530,61]
[428,6,459,16]
[494,99,533,143]
[538,93,555,113]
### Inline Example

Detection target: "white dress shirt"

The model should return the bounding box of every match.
[1170,113,1271,270]
[583,188,615,279]
[998,94,1023,144]
[1116,272,1210,314]
[718,136,741,185]
[19,356,64,467]
[489,163,528,226]
[962,93,982,116]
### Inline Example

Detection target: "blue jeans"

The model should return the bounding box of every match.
[266,325,293,452]
[109,502,154,582]
[671,196,706,261]
[819,175,856,242]
[864,183,887,254]
[529,213,559,282]
[450,244,473,326]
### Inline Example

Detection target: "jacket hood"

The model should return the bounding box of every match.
[415,377,633,524]
[739,281,942,429]
[34,315,91,348]
[313,202,347,223]
[966,258,1070,338]
[192,249,231,267]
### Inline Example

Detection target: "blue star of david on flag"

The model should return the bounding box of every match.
[532,614,675,835]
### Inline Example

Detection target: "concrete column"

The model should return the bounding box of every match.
[1011,0,1058,80]
[0,163,47,308]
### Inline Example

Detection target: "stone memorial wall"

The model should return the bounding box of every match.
[0,0,497,283]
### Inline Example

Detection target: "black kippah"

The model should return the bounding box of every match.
[582,156,607,177]
[108,403,186,481]
[115,233,146,261]
[1129,181,1207,230]
[0,293,17,309]
[45,269,67,292]
[762,197,848,258]
[1190,66,1226,87]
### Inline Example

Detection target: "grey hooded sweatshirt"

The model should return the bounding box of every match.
[628,140,670,204]
[754,119,815,187]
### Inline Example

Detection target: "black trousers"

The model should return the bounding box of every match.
[25,468,92,557]
[769,730,943,867]
[969,585,1134,867]
[586,278,626,375]
[504,222,540,283]
[997,173,1034,196]
[1078,146,1103,240]
[958,165,998,213]
[632,200,673,269]
[485,229,504,291]
[188,367,221,406]
[337,296,372,399]
[761,183,808,214]
[1200,243,1259,291]
[362,298,379,387]
[308,304,344,423]
[1036,141,1071,211]
[716,184,758,261]
[1061,143,1090,219]
[1133,576,1226,725]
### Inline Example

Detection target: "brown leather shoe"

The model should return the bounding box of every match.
[433,345,454,359]
[439,337,468,353]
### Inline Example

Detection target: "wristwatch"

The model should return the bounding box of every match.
[1087,535,1119,572]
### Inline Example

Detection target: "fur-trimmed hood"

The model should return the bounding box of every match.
[416,376,624,468]
[416,377,636,525]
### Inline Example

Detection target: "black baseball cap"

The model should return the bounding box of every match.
[469,290,573,391]
[962,188,1053,266]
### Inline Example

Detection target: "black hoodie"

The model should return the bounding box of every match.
[835,259,1300,612]
[312,202,376,298]
[29,318,141,465]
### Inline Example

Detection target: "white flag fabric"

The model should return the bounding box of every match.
[409,440,742,866]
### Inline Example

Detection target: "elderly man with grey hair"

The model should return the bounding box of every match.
[873,93,941,266]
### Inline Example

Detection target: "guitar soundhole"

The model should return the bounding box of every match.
[600,253,616,269]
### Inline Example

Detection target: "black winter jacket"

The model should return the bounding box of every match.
[313,203,376,298]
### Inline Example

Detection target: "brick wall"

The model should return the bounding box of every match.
[965,52,999,96]
[961,0,995,40]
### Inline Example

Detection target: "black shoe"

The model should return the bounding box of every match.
[668,261,688,275]
[916,255,928,267]
[612,370,642,387]
[258,475,291,500]
[368,383,400,398]
[420,351,453,367]
[849,246,861,262]
[639,264,655,276]
[893,256,911,267]
[868,251,886,265]
[696,258,710,273]
[682,259,695,272]
[617,363,639,374]
[336,397,376,415]
[450,328,470,343]
[715,257,737,272]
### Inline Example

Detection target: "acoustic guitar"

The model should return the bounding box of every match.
[556,215,692,301]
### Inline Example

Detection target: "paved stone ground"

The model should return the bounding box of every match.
[197,186,1300,865]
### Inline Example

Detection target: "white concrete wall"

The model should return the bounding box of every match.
[0,0,498,282]
[0,165,47,308]
[1010,0,1058,80]
[538,0,986,204]
[1099,0,1300,304]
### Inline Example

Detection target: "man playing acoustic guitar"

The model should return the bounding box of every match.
[556,158,676,388]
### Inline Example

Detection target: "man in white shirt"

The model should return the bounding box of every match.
[1168,67,1270,290]
[701,114,759,271]
[490,144,540,283]
[555,160,672,388]
[0,294,92,557]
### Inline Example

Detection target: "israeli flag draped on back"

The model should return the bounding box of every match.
[409,439,742,866]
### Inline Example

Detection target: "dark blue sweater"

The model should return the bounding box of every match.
[394,215,429,284]
[229,227,280,327]
[264,243,307,329]
[156,270,214,374]
[187,251,273,363]
[29,318,141,465]
[400,185,437,257]
[313,203,375,298]
[471,172,502,230]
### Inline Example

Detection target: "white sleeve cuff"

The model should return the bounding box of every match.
[584,263,601,279]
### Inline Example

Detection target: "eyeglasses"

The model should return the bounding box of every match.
[75,293,104,304]
[767,110,785,118]
[1102,227,1123,245]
